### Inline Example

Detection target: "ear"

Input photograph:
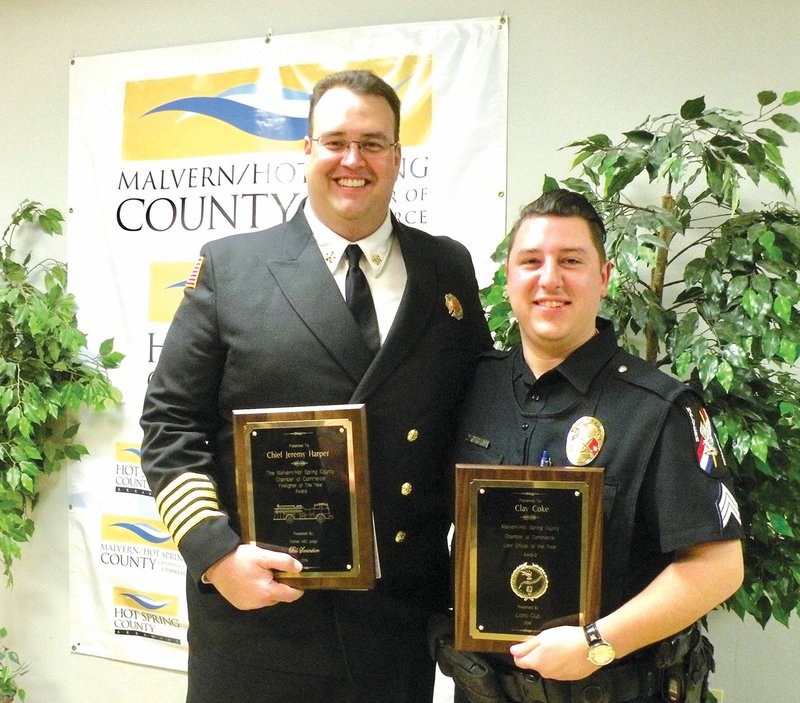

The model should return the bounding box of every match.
[600,260,613,296]
[303,136,313,156]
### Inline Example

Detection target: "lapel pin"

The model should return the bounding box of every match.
[444,293,464,320]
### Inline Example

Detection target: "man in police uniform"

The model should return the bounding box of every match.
[140,70,491,703]
[446,189,744,703]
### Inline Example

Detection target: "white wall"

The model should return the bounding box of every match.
[2,1,799,701]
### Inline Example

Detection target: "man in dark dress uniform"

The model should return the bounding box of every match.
[446,189,744,703]
[140,70,491,703]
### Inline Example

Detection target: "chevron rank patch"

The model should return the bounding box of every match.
[717,483,742,528]
[684,399,727,478]
[186,256,205,290]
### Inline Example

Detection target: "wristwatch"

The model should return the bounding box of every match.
[584,622,616,666]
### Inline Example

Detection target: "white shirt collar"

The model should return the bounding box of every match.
[304,201,395,277]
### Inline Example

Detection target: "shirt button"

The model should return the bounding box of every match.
[395,531,407,543]
[401,482,413,496]
[407,429,419,442]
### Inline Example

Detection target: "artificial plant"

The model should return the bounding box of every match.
[0,200,123,698]
[483,91,800,628]
[0,628,27,702]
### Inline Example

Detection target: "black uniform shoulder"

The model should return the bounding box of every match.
[608,349,691,403]
[394,218,471,259]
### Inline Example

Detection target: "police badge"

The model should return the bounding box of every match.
[566,416,605,466]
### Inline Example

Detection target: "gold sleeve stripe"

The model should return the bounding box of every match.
[173,507,226,547]
[161,487,218,528]
[154,472,226,547]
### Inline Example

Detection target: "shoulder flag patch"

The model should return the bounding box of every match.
[684,399,727,478]
[186,256,205,290]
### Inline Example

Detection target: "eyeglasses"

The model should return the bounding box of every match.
[309,136,399,156]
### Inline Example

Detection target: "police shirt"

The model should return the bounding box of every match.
[453,318,744,614]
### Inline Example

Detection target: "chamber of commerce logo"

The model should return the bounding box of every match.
[148,261,194,323]
[115,442,142,463]
[102,515,176,547]
[114,586,179,616]
[122,56,432,160]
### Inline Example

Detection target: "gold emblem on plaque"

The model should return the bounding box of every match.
[566,416,605,466]
[510,562,549,601]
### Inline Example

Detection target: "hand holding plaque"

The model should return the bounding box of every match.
[454,464,603,652]
[233,404,375,590]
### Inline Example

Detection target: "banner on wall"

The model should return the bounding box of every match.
[67,17,508,670]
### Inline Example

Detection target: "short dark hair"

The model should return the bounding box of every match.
[508,189,607,261]
[308,70,401,141]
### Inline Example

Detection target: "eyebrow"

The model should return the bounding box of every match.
[317,129,390,139]
[514,246,590,256]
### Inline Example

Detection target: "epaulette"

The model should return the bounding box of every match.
[607,350,691,403]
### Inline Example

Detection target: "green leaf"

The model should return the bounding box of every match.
[698,354,719,388]
[755,127,786,147]
[773,295,793,323]
[771,113,800,133]
[703,112,742,133]
[781,90,800,106]
[779,336,798,364]
[587,133,612,147]
[757,90,778,106]
[715,360,734,392]
[681,96,706,119]
[542,175,559,193]
[624,130,655,145]
[768,512,794,537]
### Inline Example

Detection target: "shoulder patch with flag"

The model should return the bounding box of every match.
[684,398,727,478]
[185,256,205,290]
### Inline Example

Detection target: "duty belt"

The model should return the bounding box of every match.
[429,616,711,703]
[497,659,659,703]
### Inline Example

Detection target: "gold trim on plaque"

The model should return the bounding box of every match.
[454,464,603,653]
[233,404,375,591]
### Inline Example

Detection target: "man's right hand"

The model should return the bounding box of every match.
[203,544,305,609]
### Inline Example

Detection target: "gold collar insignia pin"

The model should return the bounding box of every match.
[444,293,464,320]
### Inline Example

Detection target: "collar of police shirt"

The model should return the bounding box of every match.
[304,200,407,347]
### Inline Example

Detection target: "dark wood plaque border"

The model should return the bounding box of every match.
[233,404,375,590]
[454,464,603,652]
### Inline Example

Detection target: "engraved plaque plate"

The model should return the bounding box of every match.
[233,404,375,590]
[454,464,603,652]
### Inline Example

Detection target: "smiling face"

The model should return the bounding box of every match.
[506,214,612,375]
[304,87,401,241]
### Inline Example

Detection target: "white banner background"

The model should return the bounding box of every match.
[67,17,508,670]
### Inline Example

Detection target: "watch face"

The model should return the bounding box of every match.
[588,643,616,666]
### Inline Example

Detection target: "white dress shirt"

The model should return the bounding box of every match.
[304,201,407,346]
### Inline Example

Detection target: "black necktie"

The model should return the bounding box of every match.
[344,244,380,355]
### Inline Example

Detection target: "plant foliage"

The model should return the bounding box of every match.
[0,628,27,701]
[483,91,800,627]
[0,200,124,583]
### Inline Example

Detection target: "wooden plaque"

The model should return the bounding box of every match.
[233,404,375,590]
[454,464,603,652]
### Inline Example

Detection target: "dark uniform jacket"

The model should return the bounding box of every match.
[453,319,744,617]
[139,206,492,680]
